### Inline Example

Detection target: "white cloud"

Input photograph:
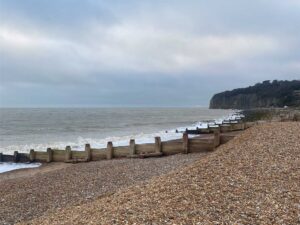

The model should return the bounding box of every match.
[0,0,299,106]
[0,22,282,78]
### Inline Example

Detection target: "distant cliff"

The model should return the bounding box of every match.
[209,80,300,109]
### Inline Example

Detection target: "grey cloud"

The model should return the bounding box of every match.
[0,0,299,107]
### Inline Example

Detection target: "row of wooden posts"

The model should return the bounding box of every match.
[0,121,254,164]
[28,132,219,163]
[0,132,221,164]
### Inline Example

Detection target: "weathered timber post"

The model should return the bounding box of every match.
[220,124,230,133]
[65,146,72,162]
[85,144,92,162]
[241,122,245,130]
[29,149,35,162]
[13,151,19,163]
[0,153,2,162]
[46,148,53,163]
[183,133,189,154]
[209,126,220,133]
[214,130,221,149]
[107,142,113,160]
[129,139,136,155]
[155,137,162,153]
[228,123,234,131]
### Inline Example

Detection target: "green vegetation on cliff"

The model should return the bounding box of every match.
[210,80,300,109]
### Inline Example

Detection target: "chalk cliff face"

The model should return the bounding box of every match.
[209,80,300,109]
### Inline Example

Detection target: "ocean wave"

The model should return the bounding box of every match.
[0,111,242,155]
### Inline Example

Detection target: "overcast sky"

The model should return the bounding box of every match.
[0,0,299,107]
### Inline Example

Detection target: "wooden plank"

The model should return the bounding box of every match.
[1,154,15,162]
[220,125,231,133]
[136,143,155,154]
[189,143,214,152]
[127,152,163,158]
[231,123,244,131]
[162,141,184,155]
[35,151,49,162]
[52,149,66,162]
[114,146,129,158]
[189,139,213,145]
[209,126,220,133]
[91,148,107,161]
[199,128,210,133]
[71,151,87,159]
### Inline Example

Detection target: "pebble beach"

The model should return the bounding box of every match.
[0,151,206,224]
[1,122,299,224]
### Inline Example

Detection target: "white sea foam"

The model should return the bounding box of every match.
[0,162,41,173]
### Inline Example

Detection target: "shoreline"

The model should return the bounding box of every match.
[0,108,237,156]
[0,121,299,224]
[20,121,300,225]
[1,107,298,175]
[0,110,243,173]
[0,162,71,181]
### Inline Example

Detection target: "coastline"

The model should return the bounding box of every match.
[19,121,300,225]
[0,112,299,224]
[0,108,236,156]
[0,122,300,224]
[0,162,71,181]
[0,109,242,173]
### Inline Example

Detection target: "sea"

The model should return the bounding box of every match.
[0,107,235,173]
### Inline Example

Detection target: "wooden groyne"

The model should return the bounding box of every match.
[0,121,256,164]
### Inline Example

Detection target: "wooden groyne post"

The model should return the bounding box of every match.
[46,148,53,163]
[107,141,113,160]
[129,139,136,155]
[13,151,19,163]
[155,137,162,153]
[85,144,92,162]
[29,149,35,162]
[65,146,71,162]
[214,130,221,149]
[183,133,189,154]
